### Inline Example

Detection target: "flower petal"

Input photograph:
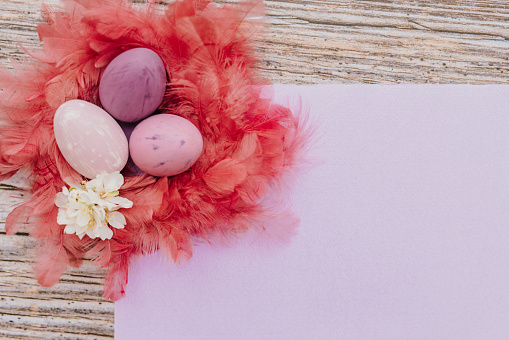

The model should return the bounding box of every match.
[107,211,126,229]
[64,224,77,234]
[54,192,69,207]
[57,208,74,225]
[108,196,133,209]
[76,209,91,227]
[103,171,123,192]
[86,228,97,239]
[74,223,88,237]
[99,226,113,240]
[85,177,100,191]
[93,205,106,221]
[80,190,102,205]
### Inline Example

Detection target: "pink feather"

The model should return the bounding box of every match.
[5,203,31,235]
[34,234,69,287]
[203,158,248,194]
[102,251,130,301]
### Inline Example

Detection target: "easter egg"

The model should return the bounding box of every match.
[54,100,129,179]
[99,48,167,123]
[129,114,203,177]
[118,121,145,177]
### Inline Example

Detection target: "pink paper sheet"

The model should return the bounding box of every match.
[115,85,509,339]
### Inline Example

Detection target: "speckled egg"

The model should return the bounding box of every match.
[53,100,129,179]
[99,48,167,123]
[129,114,203,177]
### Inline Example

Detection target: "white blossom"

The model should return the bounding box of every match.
[55,172,133,240]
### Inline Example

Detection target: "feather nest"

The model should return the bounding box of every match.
[0,0,312,300]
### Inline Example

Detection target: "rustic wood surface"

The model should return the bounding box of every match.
[1,0,508,338]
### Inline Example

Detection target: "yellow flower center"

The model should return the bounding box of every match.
[82,206,96,229]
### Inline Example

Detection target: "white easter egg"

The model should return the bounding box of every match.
[54,100,129,179]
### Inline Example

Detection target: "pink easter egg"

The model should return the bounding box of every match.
[99,48,167,123]
[54,100,129,179]
[129,114,203,177]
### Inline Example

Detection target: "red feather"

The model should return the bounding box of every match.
[5,203,31,235]
[203,158,248,194]
[87,236,132,268]
[34,234,69,287]
[102,251,130,301]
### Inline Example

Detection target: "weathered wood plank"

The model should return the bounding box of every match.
[1,0,508,338]
[2,1,509,83]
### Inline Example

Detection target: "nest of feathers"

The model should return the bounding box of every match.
[0,0,310,300]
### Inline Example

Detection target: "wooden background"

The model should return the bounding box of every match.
[1,0,508,338]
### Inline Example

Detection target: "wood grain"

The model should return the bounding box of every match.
[1,0,508,338]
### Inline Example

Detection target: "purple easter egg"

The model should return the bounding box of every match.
[118,121,145,177]
[99,48,167,123]
[129,114,203,177]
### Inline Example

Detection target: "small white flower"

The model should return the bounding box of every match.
[55,171,133,240]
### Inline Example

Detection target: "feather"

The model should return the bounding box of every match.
[87,240,114,267]
[44,72,80,108]
[157,224,193,264]
[0,168,19,182]
[236,175,267,204]
[34,234,69,287]
[86,231,132,268]
[232,132,259,162]
[29,208,61,239]
[63,232,91,268]
[0,59,48,106]
[5,203,32,235]
[121,176,167,227]
[102,252,130,301]
[203,158,248,194]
